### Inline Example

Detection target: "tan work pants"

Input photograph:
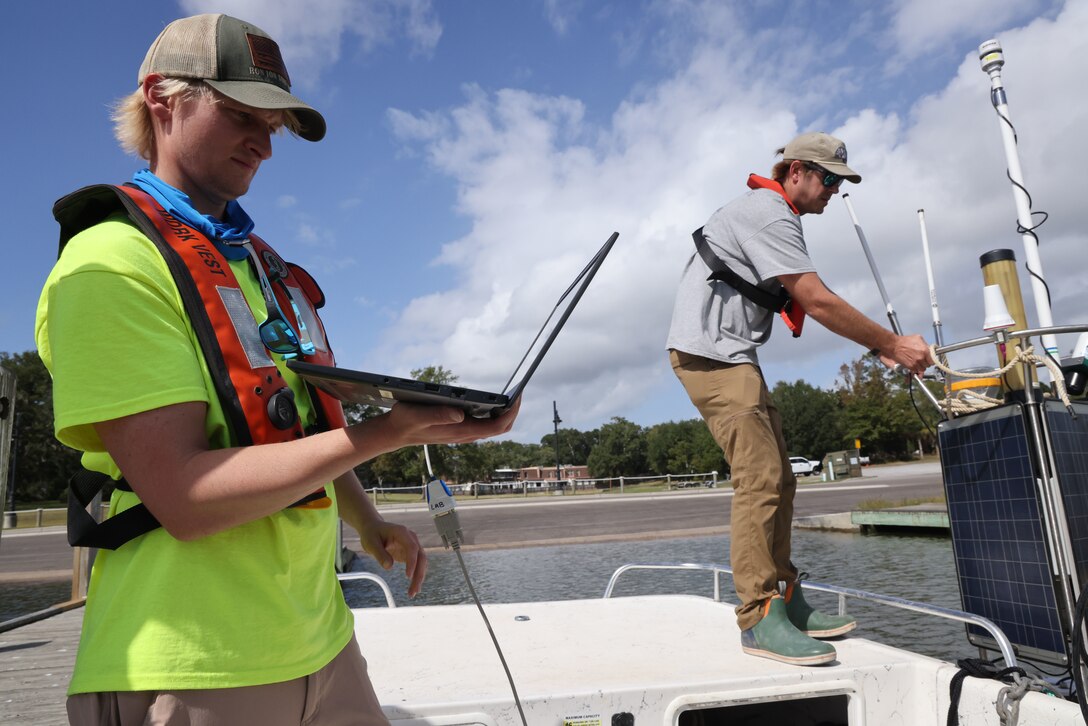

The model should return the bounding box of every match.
[670,350,798,630]
[66,634,388,726]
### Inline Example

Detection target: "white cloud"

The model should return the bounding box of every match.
[297,222,321,245]
[179,0,442,86]
[368,0,1087,439]
[541,0,582,36]
[883,0,1055,66]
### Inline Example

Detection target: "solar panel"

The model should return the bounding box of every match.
[1045,400,1088,587]
[938,403,1068,665]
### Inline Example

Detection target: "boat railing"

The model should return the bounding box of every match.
[602,562,1018,668]
[337,572,398,608]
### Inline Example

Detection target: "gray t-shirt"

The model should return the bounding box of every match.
[666,187,816,366]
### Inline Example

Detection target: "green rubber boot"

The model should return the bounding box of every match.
[740,596,837,665]
[784,579,857,638]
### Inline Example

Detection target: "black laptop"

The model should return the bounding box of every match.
[287,232,618,418]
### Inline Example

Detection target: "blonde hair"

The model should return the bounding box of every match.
[112,78,302,161]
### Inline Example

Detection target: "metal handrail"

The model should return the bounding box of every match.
[602,562,1018,668]
[935,322,1088,356]
[604,562,730,602]
[338,572,397,608]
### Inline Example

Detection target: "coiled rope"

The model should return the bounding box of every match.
[929,343,1072,416]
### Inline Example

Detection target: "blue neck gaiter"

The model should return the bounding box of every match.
[130,169,254,261]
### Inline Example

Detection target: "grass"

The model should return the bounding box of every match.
[6,507,68,528]
[862,453,941,468]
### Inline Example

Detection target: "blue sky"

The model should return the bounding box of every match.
[2,0,1084,444]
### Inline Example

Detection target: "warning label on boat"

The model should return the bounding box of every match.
[563,715,600,726]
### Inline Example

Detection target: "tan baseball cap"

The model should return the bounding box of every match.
[138,14,326,142]
[782,132,861,183]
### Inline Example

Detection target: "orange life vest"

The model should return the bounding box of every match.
[53,184,347,549]
[691,174,807,337]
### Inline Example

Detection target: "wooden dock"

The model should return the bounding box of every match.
[0,606,81,725]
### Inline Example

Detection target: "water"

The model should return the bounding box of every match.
[1,530,976,666]
[342,530,973,665]
[0,580,71,622]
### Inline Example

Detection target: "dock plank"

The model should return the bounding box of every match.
[851,502,949,532]
[0,607,81,725]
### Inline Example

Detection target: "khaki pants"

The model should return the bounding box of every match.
[66,634,388,726]
[670,350,798,630]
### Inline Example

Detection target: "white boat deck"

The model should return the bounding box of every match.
[356,594,1081,725]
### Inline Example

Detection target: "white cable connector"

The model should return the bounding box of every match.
[426,477,464,550]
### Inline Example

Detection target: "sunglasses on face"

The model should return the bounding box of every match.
[803,162,844,188]
[242,242,316,358]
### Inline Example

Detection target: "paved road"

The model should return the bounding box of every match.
[0,462,943,582]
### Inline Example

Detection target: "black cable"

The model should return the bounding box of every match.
[1071,584,1088,721]
[991,101,1055,331]
[989,102,1067,406]
[1013,653,1071,681]
[908,376,936,438]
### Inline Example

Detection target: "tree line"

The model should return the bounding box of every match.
[0,351,940,505]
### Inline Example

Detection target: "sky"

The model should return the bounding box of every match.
[2,0,1085,444]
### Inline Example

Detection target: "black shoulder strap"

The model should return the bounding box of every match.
[67,470,160,550]
[692,227,789,312]
[53,186,164,549]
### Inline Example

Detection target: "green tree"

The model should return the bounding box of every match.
[411,365,457,387]
[645,419,726,475]
[482,439,544,471]
[646,420,692,473]
[540,427,596,466]
[771,379,847,459]
[587,417,647,477]
[369,446,425,486]
[448,442,494,483]
[836,357,928,462]
[359,365,459,486]
[1,351,82,503]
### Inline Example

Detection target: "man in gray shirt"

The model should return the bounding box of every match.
[666,132,932,665]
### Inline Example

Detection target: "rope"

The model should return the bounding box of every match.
[947,658,1058,726]
[929,343,1073,416]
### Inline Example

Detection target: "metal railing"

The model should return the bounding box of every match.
[337,572,397,608]
[602,562,1019,668]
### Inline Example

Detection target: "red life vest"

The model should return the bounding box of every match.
[53,184,347,549]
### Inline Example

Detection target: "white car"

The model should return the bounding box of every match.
[789,456,822,476]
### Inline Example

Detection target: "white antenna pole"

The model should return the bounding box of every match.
[842,193,942,412]
[979,39,1058,361]
[917,209,944,347]
[842,194,897,328]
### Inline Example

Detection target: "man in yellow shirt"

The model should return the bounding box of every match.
[37,13,517,725]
